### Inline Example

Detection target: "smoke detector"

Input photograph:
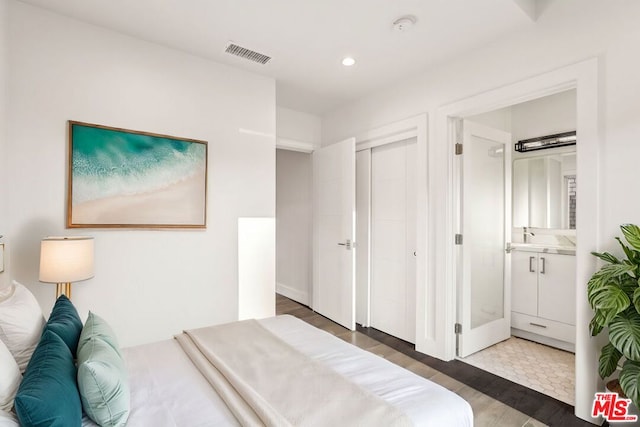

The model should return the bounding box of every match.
[393,15,416,32]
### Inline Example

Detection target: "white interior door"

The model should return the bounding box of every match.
[370,138,417,343]
[458,121,512,358]
[312,138,356,330]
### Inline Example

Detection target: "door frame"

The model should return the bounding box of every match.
[354,114,428,331]
[428,58,599,422]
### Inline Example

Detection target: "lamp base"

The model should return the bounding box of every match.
[55,283,72,299]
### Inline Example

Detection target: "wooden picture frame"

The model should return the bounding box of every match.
[67,121,207,229]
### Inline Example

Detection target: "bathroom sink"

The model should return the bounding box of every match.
[508,243,576,255]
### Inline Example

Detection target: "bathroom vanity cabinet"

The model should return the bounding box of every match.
[511,249,576,350]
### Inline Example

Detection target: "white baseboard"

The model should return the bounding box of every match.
[276,282,309,306]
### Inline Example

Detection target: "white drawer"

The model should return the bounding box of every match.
[512,312,575,344]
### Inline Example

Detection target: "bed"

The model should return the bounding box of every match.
[81,315,473,426]
[1,282,472,427]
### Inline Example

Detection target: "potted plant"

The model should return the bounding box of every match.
[588,224,640,408]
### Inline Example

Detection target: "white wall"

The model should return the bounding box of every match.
[467,108,511,133]
[0,0,7,288]
[322,1,640,422]
[467,90,576,147]
[5,1,275,346]
[323,1,640,147]
[275,149,312,304]
[276,106,321,148]
[511,89,577,145]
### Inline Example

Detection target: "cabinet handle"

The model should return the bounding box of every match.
[530,322,548,328]
[540,257,546,274]
[529,256,535,273]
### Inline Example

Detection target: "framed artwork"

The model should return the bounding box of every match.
[67,121,207,228]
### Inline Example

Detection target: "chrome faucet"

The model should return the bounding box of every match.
[523,226,535,243]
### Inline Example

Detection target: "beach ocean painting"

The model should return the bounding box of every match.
[67,121,207,228]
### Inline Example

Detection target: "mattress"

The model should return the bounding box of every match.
[83,315,472,426]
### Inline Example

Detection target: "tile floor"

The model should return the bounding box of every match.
[275,294,578,427]
[462,337,575,405]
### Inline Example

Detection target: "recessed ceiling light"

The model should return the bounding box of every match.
[342,57,356,67]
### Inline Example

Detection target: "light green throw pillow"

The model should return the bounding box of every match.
[78,312,121,357]
[77,337,130,427]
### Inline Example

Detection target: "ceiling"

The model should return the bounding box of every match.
[17,0,539,114]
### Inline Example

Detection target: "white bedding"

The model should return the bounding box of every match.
[83,338,239,427]
[83,315,472,426]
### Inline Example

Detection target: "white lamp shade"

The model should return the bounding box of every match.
[39,237,94,283]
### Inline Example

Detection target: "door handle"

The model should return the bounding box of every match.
[540,257,546,274]
[529,256,535,273]
[337,239,353,250]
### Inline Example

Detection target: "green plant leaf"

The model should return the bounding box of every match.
[592,251,621,264]
[634,287,640,315]
[590,313,605,336]
[620,275,639,297]
[610,310,640,361]
[588,282,631,316]
[588,264,636,304]
[593,263,635,282]
[608,263,636,279]
[617,237,639,264]
[620,360,640,410]
[622,224,640,251]
[599,342,623,378]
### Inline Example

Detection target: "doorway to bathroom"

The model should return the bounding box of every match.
[455,90,578,405]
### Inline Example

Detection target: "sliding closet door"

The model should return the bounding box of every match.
[355,150,371,327]
[370,138,417,343]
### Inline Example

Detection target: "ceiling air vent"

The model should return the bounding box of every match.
[224,42,271,65]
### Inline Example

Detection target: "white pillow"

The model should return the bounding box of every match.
[0,281,45,371]
[0,285,13,303]
[0,409,19,427]
[0,340,21,412]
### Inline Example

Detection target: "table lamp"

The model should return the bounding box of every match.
[39,236,94,299]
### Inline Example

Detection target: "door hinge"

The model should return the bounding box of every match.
[455,234,463,245]
[455,323,462,334]
[455,143,463,155]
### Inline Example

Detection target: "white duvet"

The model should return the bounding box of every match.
[83,315,473,426]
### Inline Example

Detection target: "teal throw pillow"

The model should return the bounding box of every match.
[14,330,82,427]
[43,295,83,355]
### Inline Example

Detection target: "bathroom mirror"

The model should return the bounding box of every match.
[512,152,576,229]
